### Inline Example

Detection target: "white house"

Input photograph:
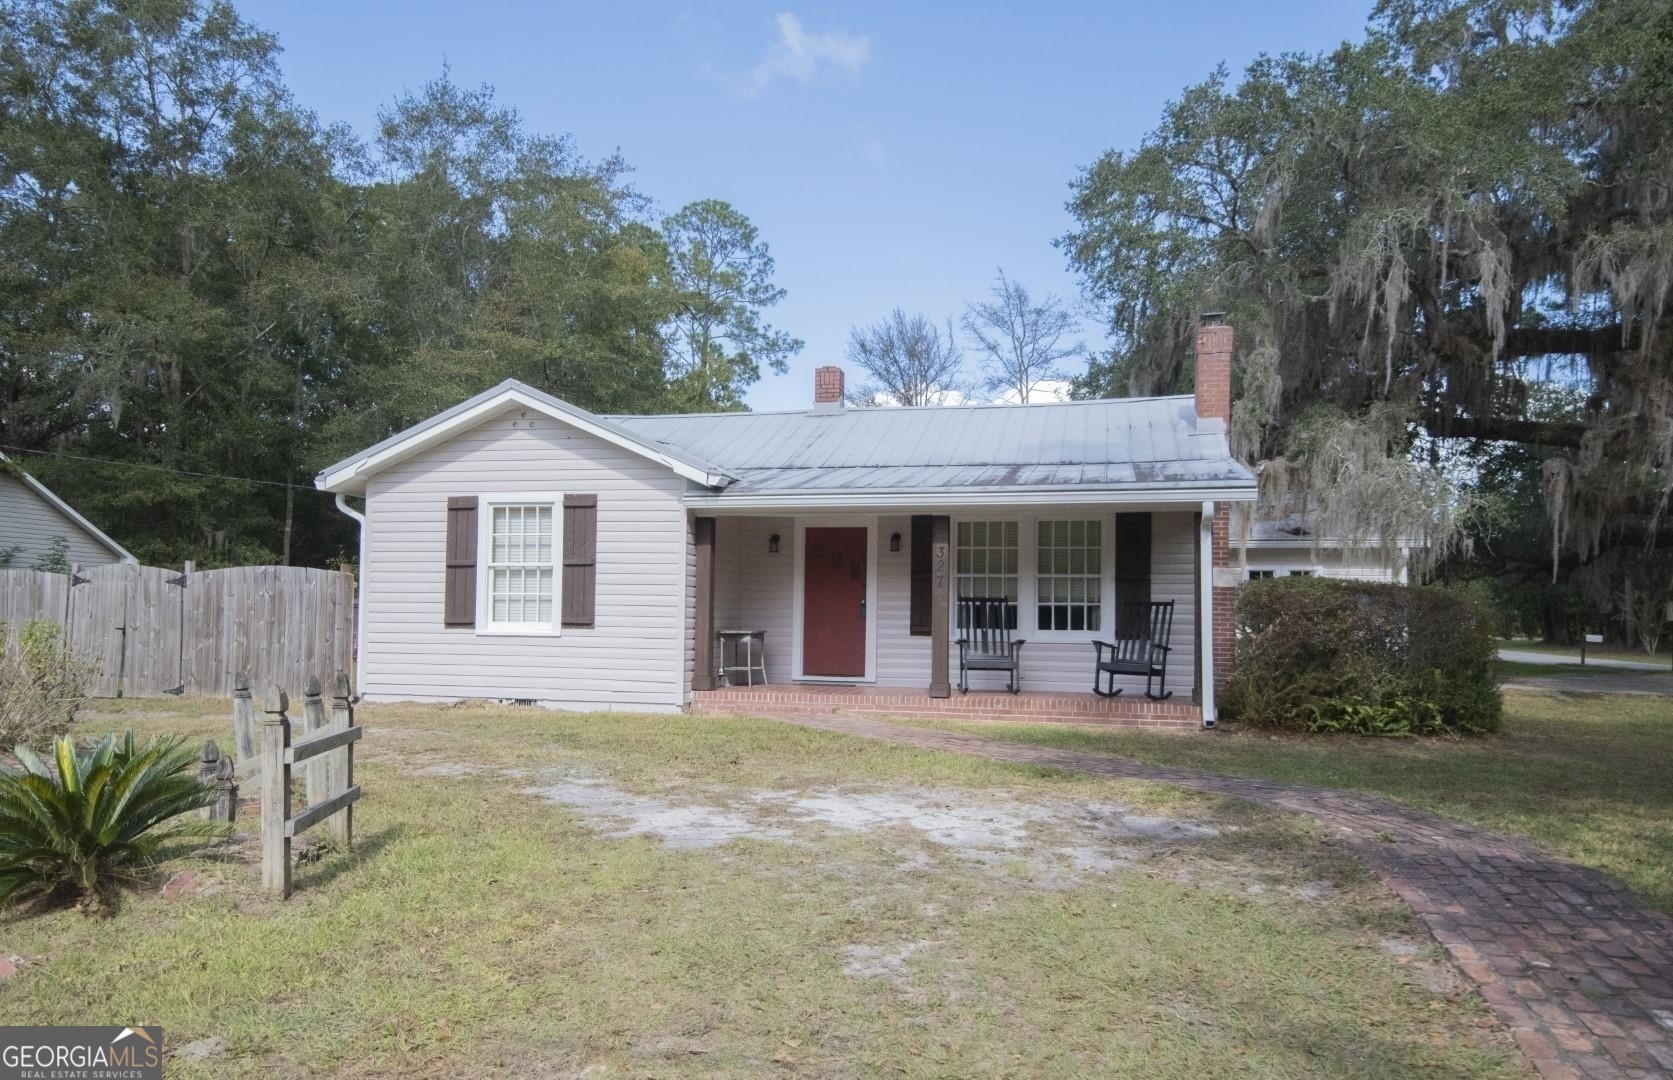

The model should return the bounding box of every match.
[316,318,1257,727]
[0,452,134,568]
[1237,513,1416,584]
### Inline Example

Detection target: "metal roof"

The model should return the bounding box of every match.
[1241,511,1424,549]
[612,396,1254,497]
[314,379,1256,501]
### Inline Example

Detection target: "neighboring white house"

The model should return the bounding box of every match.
[0,452,134,568]
[1236,513,1416,584]
[317,319,1257,724]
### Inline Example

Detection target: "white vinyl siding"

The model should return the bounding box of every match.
[0,472,127,568]
[361,403,688,711]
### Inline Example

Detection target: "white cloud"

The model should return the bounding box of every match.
[992,380,1074,405]
[743,13,870,97]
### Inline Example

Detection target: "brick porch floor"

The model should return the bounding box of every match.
[690,683,1202,728]
[775,710,1673,1080]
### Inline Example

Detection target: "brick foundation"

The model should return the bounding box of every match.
[691,684,1202,729]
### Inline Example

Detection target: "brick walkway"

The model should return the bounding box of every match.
[776,711,1673,1080]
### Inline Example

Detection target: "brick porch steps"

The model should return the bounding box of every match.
[690,684,1202,729]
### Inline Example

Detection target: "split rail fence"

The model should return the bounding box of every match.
[246,674,361,899]
[0,562,353,697]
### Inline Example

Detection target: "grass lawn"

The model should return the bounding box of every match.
[914,689,1673,914]
[0,697,1523,1078]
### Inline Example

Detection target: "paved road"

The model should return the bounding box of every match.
[1502,671,1673,697]
[781,710,1673,1079]
[1500,648,1670,672]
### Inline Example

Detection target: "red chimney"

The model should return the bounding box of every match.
[1195,313,1233,423]
[813,365,845,412]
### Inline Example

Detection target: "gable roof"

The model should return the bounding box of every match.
[314,381,736,494]
[316,379,1256,505]
[0,452,136,562]
[612,395,1251,503]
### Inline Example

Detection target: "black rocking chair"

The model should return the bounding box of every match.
[957,596,1026,694]
[1091,600,1175,700]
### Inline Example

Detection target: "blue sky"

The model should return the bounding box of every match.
[234,1,1373,410]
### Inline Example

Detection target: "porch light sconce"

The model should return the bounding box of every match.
[768,533,780,554]
[889,532,901,552]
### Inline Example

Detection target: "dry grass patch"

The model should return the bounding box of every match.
[908,687,1673,913]
[0,698,1524,1077]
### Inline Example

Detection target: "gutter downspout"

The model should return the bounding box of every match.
[1198,500,1216,729]
[334,492,367,694]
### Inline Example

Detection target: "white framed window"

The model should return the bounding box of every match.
[1035,519,1103,632]
[951,514,1118,642]
[1248,569,1276,580]
[478,496,560,634]
[955,520,1019,629]
[1288,569,1314,577]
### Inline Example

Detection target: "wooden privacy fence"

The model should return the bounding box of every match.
[0,562,353,697]
[257,675,361,899]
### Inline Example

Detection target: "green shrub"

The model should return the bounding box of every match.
[1224,577,1501,735]
[0,733,225,915]
[0,621,93,749]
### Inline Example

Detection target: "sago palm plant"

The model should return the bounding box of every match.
[0,732,227,915]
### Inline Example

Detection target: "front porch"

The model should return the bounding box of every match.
[691,682,1202,728]
[689,505,1217,729]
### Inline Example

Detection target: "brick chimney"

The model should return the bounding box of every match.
[1197,312,1238,706]
[813,365,845,413]
[1194,312,1233,425]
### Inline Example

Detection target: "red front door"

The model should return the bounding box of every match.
[803,527,867,677]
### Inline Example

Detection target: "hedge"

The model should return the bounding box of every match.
[1223,577,1501,735]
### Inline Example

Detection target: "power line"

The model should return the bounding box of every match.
[0,443,329,493]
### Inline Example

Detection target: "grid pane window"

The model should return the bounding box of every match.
[1035,520,1102,632]
[955,520,1018,628]
[488,504,555,625]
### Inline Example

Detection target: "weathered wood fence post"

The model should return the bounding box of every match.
[249,673,360,900]
[302,676,328,808]
[260,686,292,899]
[198,740,238,823]
[232,674,258,779]
[329,671,355,849]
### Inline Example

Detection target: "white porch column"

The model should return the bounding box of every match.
[1198,500,1216,728]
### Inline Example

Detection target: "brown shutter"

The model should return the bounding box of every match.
[562,494,597,628]
[909,515,933,635]
[1115,512,1152,636]
[444,496,478,627]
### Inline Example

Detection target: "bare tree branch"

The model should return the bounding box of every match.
[845,310,966,406]
[961,269,1084,402]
